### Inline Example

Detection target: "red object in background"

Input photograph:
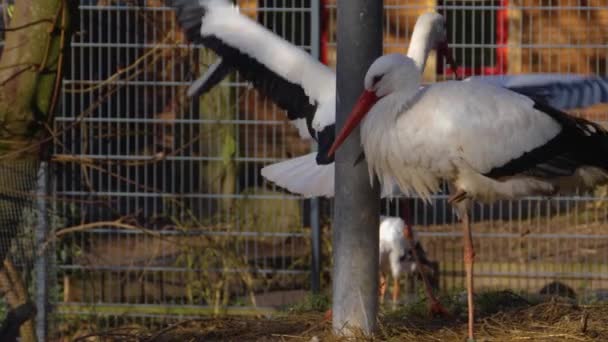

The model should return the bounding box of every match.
[318,1,509,75]
[320,0,329,65]
[441,0,509,77]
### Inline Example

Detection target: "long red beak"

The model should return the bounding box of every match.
[327,90,379,158]
[437,40,460,79]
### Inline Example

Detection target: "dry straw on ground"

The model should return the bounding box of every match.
[68,292,608,342]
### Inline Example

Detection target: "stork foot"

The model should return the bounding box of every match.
[448,189,467,204]
[429,299,450,318]
[323,309,332,322]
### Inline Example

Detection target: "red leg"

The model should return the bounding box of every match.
[391,277,400,309]
[379,272,387,305]
[323,308,332,322]
[462,209,475,341]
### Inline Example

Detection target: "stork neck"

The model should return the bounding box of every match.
[406,30,433,71]
[362,86,418,143]
[361,59,422,153]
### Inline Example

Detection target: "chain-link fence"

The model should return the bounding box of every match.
[18,0,608,338]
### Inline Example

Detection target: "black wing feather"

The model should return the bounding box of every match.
[187,59,233,97]
[315,123,335,165]
[200,35,318,124]
[484,101,608,179]
[170,0,318,129]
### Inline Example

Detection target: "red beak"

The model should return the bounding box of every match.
[437,40,460,79]
[327,90,379,158]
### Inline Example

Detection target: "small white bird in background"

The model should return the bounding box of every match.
[379,216,438,309]
[328,54,608,340]
[322,215,438,321]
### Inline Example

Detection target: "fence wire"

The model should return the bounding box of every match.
[50,0,317,335]
[36,0,608,337]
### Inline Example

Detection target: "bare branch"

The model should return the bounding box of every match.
[0,18,53,32]
[54,220,160,239]
[0,65,34,87]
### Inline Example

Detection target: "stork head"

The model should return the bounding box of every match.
[410,12,459,76]
[328,55,420,157]
[364,54,420,98]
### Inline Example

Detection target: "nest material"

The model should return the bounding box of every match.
[69,299,608,341]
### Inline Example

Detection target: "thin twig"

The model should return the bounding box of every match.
[0,65,33,86]
[145,319,199,342]
[48,0,68,116]
[37,1,63,73]
[54,220,159,238]
[73,331,140,342]
[0,62,37,71]
[63,34,171,93]
[0,18,53,32]
[39,219,160,256]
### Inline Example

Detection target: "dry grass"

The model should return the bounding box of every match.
[67,292,608,342]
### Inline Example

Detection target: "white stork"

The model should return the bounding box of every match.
[169,1,608,198]
[322,216,438,321]
[169,0,457,197]
[169,0,608,320]
[170,0,454,315]
[170,0,339,163]
[327,53,608,340]
[379,216,437,309]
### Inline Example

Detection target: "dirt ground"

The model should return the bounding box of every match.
[68,291,608,341]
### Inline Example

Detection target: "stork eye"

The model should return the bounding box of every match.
[372,75,383,85]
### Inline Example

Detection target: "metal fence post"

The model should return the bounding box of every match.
[310,0,321,295]
[35,161,49,342]
[333,0,383,336]
[310,197,321,294]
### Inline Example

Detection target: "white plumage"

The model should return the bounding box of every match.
[196,0,336,132]
[329,53,608,340]
[465,73,608,110]
[259,12,451,197]
[253,18,608,198]
[354,54,608,203]
[261,152,335,198]
[171,1,608,200]
[468,74,586,88]
[378,216,434,307]
[379,216,417,282]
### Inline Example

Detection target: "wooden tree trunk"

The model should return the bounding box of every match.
[0,0,73,340]
[0,0,68,157]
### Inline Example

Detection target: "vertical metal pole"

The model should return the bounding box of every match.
[311,0,320,59]
[310,197,321,294]
[333,0,382,336]
[35,162,49,342]
[310,0,321,295]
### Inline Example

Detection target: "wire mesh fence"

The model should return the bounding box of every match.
[12,0,605,338]
[50,0,319,335]
[370,0,608,300]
